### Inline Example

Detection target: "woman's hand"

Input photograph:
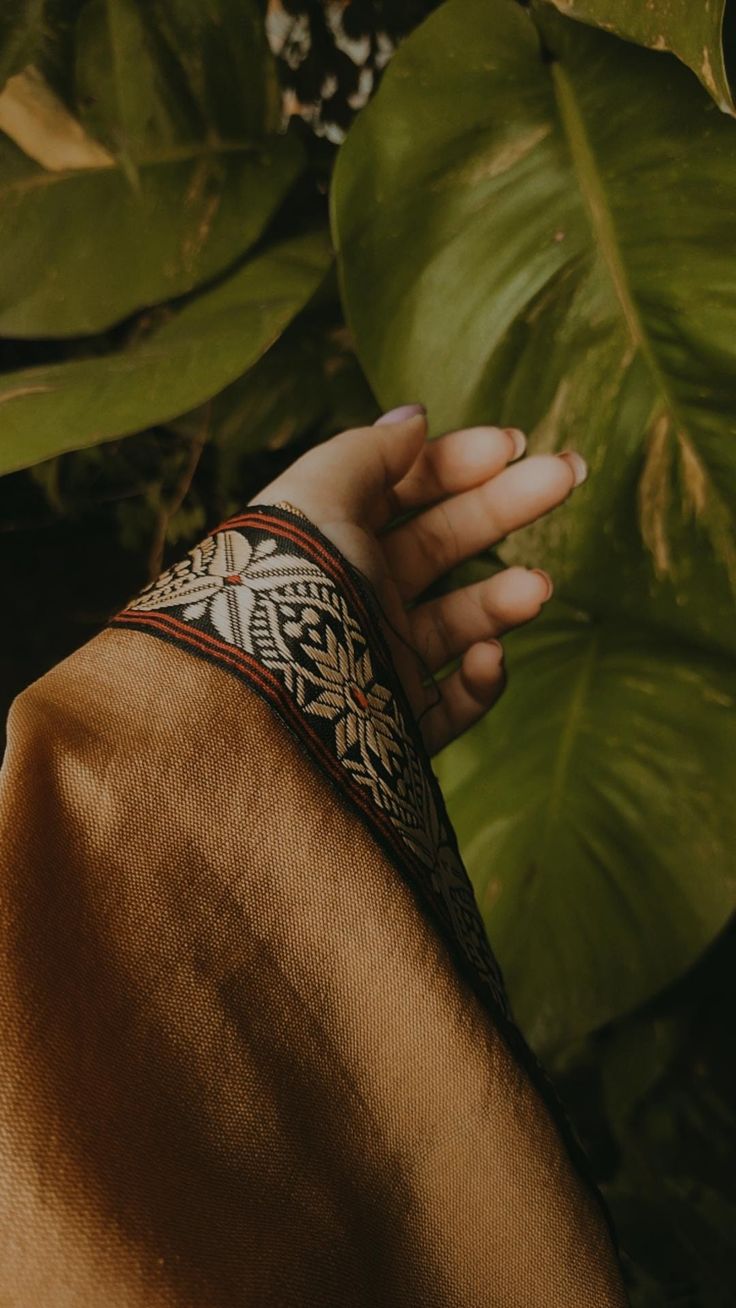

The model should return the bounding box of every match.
[251,405,586,755]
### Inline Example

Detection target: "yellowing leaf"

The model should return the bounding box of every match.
[0,66,114,169]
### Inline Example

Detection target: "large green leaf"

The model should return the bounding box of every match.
[0,0,301,336]
[0,231,331,474]
[434,613,736,1050]
[541,0,736,114]
[332,0,736,1039]
[332,0,736,626]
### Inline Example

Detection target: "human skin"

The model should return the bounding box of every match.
[252,404,587,755]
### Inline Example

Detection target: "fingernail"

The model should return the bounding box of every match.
[488,639,504,658]
[374,403,426,426]
[558,450,588,485]
[530,568,554,600]
[504,427,526,459]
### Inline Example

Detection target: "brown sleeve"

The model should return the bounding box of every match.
[0,505,628,1307]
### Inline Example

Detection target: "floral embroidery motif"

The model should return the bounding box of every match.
[115,511,510,1017]
[129,531,324,655]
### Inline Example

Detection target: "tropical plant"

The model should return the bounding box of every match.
[1,1,734,1301]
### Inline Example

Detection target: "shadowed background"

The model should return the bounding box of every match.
[1,2,735,1301]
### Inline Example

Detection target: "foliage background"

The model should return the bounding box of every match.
[1,2,735,1302]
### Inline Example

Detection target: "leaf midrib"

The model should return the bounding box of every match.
[1,137,269,199]
[551,51,736,588]
[550,58,688,436]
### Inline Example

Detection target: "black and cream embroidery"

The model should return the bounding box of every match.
[112,504,623,1241]
[113,508,510,1019]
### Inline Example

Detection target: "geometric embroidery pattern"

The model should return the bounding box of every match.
[111,503,623,1244]
[112,506,511,1019]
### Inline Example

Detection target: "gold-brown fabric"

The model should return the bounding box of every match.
[0,625,627,1304]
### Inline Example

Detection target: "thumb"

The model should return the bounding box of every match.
[250,411,428,528]
[327,411,428,523]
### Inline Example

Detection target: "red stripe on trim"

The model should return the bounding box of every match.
[216,512,331,560]
[217,514,338,570]
[117,611,356,789]
[116,611,278,696]
[218,513,372,628]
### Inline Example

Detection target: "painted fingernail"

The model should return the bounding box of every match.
[504,427,527,459]
[531,568,554,600]
[374,403,426,426]
[558,450,588,485]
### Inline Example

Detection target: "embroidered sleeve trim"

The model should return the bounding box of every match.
[110,504,618,1244]
[111,505,510,1015]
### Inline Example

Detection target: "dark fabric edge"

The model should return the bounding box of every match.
[245,507,623,1255]
[111,503,623,1257]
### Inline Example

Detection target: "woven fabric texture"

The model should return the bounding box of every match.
[0,519,628,1306]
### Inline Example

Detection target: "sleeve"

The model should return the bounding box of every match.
[0,504,628,1308]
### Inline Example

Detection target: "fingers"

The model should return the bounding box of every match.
[421,641,506,756]
[388,425,526,513]
[410,566,553,673]
[253,412,528,530]
[383,452,587,600]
